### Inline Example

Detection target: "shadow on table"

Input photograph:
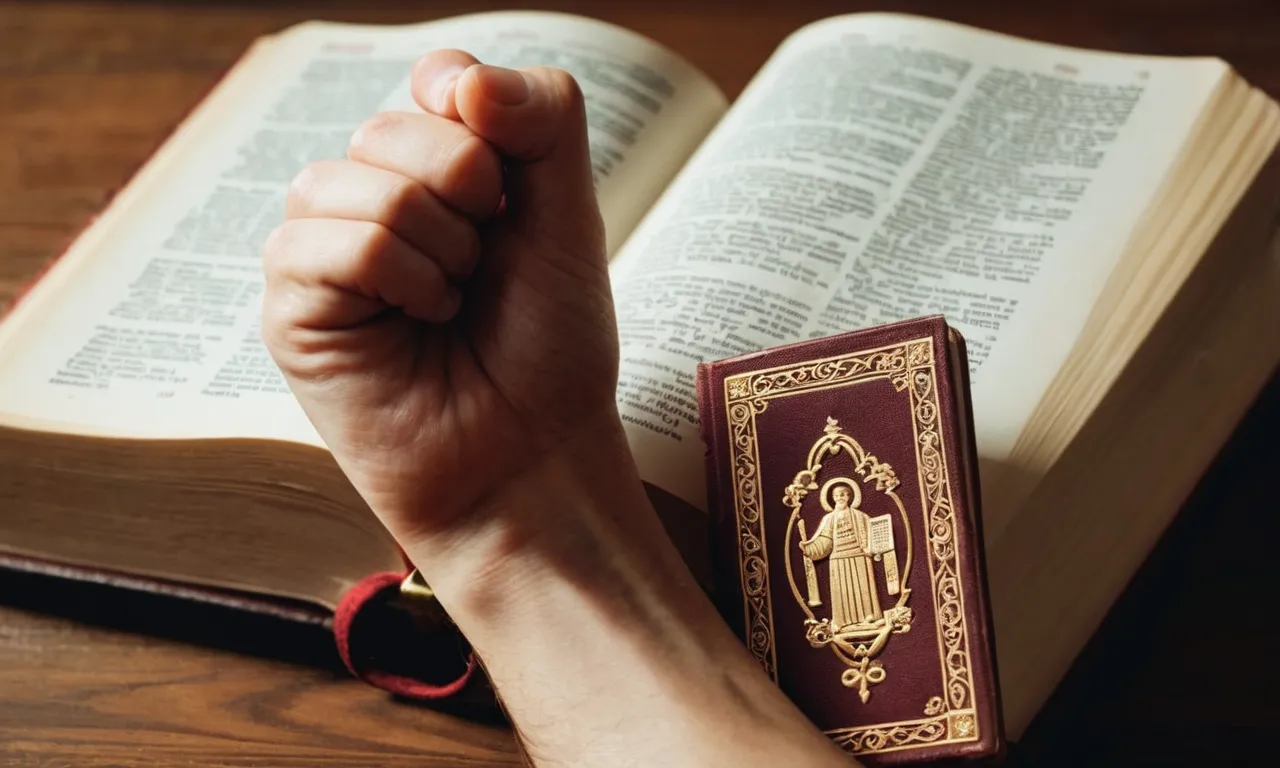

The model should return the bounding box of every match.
[1012,369,1280,767]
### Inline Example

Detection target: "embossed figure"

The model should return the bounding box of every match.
[800,483,882,628]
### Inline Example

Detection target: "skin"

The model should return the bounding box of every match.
[262,49,852,767]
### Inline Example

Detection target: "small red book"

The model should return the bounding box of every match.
[697,316,1003,764]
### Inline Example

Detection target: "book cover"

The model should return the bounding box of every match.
[697,316,1003,763]
[0,552,478,703]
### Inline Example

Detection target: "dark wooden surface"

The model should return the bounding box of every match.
[2,0,1278,764]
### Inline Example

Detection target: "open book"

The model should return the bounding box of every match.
[1,10,1277,737]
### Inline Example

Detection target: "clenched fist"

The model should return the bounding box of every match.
[262,50,619,545]
[262,50,853,768]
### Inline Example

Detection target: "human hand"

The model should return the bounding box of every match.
[262,53,852,767]
[262,50,619,545]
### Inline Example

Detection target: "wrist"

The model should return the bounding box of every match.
[397,410,846,766]
[398,409,679,620]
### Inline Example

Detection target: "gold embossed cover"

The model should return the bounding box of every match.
[696,316,1003,764]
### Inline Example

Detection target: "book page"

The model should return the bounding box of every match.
[608,13,1226,509]
[0,12,726,443]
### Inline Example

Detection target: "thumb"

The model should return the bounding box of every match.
[456,64,591,167]
[455,63,602,250]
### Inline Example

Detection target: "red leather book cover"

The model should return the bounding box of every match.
[697,315,1003,764]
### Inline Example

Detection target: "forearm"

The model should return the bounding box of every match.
[402,414,850,767]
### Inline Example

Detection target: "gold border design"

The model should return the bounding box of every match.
[721,337,978,757]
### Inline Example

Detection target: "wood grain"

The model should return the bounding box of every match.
[0,588,515,766]
[2,0,1279,765]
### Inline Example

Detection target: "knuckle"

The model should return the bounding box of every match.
[349,111,403,157]
[260,270,309,355]
[544,67,585,108]
[286,161,328,211]
[412,48,473,81]
[261,221,294,273]
[348,221,397,277]
[443,133,502,211]
[377,174,426,222]
[259,300,290,351]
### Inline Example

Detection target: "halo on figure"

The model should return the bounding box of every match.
[819,477,861,512]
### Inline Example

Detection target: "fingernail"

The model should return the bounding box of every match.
[428,65,464,113]
[482,66,531,106]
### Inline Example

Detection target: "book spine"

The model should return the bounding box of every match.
[695,361,739,630]
[695,362,718,507]
[695,361,723,550]
[946,328,1007,759]
[0,551,331,625]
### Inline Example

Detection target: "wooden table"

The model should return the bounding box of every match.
[2,0,1278,764]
